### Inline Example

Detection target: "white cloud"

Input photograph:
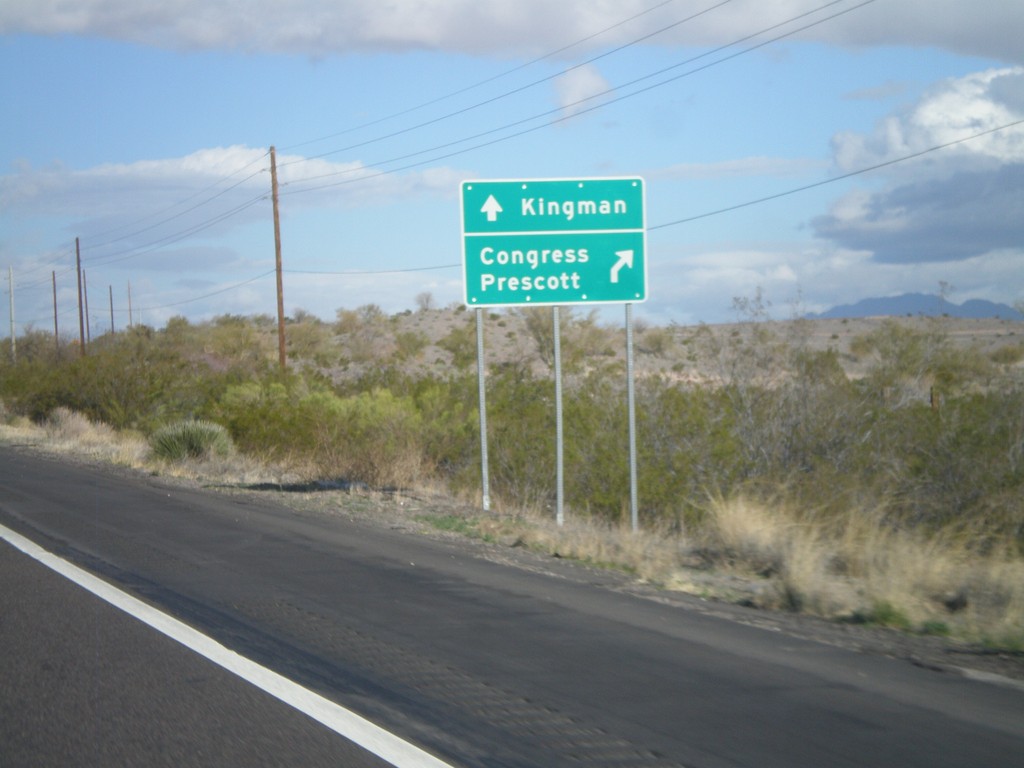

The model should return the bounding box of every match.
[816,68,1024,264]
[832,68,1024,173]
[0,145,466,227]
[2,1,1021,62]
[553,64,611,117]
[1,146,268,214]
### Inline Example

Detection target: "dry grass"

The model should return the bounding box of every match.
[510,513,688,584]
[0,406,287,486]
[152,451,293,487]
[698,494,1024,645]
[30,407,150,468]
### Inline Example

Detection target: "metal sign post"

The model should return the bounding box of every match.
[553,306,565,527]
[475,308,491,512]
[626,303,639,532]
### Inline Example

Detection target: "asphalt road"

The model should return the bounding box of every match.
[0,537,394,768]
[2,446,1023,768]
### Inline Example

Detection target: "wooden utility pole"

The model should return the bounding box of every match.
[7,266,14,364]
[109,285,115,334]
[52,271,59,357]
[83,270,91,343]
[127,281,133,328]
[270,146,287,370]
[76,237,86,356]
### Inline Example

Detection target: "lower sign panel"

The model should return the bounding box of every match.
[463,231,647,307]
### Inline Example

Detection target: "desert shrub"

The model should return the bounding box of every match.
[871,390,1024,530]
[483,366,557,508]
[286,316,334,365]
[203,314,276,371]
[437,320,476,369]
[334,304,393,363]
[556,372,631,520]
[215,378,425,488]
[851,319,994,405]
[0,327,231,431]
[638,327,673,357]
[213,378,309,459]
[991,343,1024,367]
[415,291,435,312]
[1,330,66,366]
[516,307,613,372]
[0,357,66,422]
[3,308,1020,559]
[394,330,430,362]
[635,380,744,524]
[412,375,480,485]
[554,372,739,525]
[313,388,425,488]
[150,419,234,461]
[568,310,617,360]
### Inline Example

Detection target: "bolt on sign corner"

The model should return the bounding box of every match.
[461,177,647,308]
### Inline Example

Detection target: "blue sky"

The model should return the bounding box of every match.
[2,0,1022,335]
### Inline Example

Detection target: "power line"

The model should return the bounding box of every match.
[280,119,1024,282]
[280,0,688,154]
[15,157,272,292]
[649,118,1024,230]
[288,0,861,191]
[19,2,729,285]
[25,2,704,280]
[11,119,1022,329]
[285,264,460,276]
[16,0,852,297]
[125,270,278,314]
[80,163,268,253]
[282,0,870,196]
[52,1,745,275]
[14,0,1008,327]
[84,193,268,268]
[17,246,78,292]
[280,0,736,169]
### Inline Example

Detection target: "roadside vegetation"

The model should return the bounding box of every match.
[1,301,1022,649]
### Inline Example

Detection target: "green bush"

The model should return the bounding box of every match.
[437,321,476,369]
[0,326,236,431]
[482,367,557,508]
[214,378,426,488]
[150,419,234,461]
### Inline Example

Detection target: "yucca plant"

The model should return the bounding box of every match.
[150,419,234,461]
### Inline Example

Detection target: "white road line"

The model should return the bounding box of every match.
[1,523,456,768]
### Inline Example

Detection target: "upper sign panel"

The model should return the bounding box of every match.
[461,178,645,234]
[461,178,647,307]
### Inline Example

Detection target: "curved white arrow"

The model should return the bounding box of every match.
[611,249,634,284]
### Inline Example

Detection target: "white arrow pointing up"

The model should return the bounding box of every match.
[481,194,503,222]
[610,250,634,284]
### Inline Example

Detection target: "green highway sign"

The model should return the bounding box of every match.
[461,177,647,307]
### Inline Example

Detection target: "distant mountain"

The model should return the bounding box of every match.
[809,293,1023,320]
